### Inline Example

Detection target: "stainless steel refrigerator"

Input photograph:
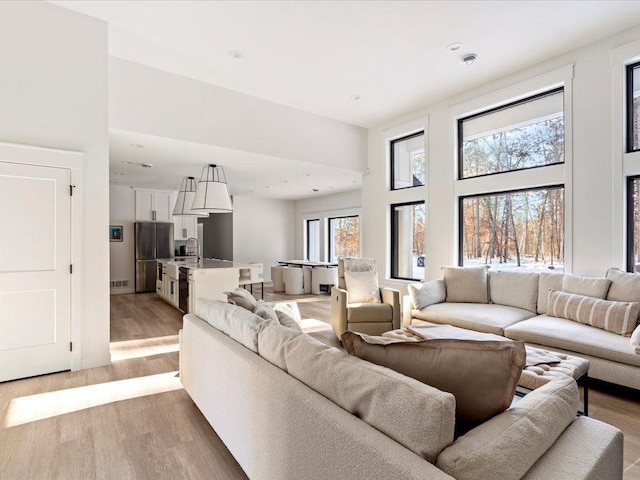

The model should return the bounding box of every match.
[135,222,175,293]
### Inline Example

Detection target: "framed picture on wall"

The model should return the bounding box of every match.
[109,225,123,242]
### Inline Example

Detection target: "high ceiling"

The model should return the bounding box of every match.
[51,1,640,197]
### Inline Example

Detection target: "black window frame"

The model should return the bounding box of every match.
[627,175,640,272]
[390,131,425,191]
[328,214,360,263]
[458,184,565,268]
[305,218,320,262]
[626,62,640,153]
[457,87,565,181]
[391,200,426,281]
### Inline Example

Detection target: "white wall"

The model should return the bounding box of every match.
[233,195,295,281]
[109,185,136,294]
[294,189,362,260]
[364,23,640,293]
[0,2,110,368]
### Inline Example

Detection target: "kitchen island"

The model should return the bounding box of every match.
[157,258,258,313]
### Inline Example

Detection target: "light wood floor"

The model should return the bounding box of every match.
[0,286,638,479]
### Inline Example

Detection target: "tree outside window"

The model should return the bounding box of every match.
[328,216,359,262]
[392,202,425,280]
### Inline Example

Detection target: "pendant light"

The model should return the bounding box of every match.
[191,164,233,213]
[173,177,209,217]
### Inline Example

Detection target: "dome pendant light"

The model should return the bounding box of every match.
[173,177,209,217]
[191,164,233,213]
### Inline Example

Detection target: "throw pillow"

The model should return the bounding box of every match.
[547,289,640,336]
[631,324,640,354]
[275,309,303,332]
[253,300,279,323]
[537,272,564,314]
[488,271,539,313]
[407,279,446,310]
[267,301,303,322]
[342,331,526,423]
[342,257,381,303]
[606,268,640,304]
[561,274,611,299]
[441,266,489,304]
[224,288,257,312]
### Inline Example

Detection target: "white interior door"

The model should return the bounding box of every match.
[0,161,71,382]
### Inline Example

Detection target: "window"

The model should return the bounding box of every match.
[627,176,640,272]
[306,219,320,262]
[328,215,359,262]
[627,62,640,153]
[391,202,426,280]
[460,186,564,272]
[458,88,564,179]
[391,132,425,190]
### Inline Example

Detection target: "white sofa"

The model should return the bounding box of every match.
[403,267,640,390]
[180,297,623,480]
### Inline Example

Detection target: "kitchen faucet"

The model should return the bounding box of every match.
[185,237,201,263]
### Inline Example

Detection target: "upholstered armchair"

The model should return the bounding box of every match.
[331,258,401,339]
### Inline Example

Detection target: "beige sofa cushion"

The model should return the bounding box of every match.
[258,322,304,370]
[606,268,640,303]
[504,315,640,367]
[195,298,272,352]
[284,332,456,463]
[408,279,446,310]
[437,376,579,480]
[224,287,258,311]
[266,301,303,322]
[442,266,489,303]
[253,300,279,323]
[548,290,640,336]
[562,274,611,299]
[412,303,536,336]
[342,331,526,424]
[342,257,381,303]
[348,302,393,323]
[489,271,539,313]
[537,272,564,314]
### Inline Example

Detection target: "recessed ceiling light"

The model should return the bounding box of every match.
[264,186,270,189]
[447,42,462,52]
[304,174,312,177]
[228,50,243,59]
[130,144,144,149]
[120,160,134,165]
[462,53,478,65]
[113,172,125,176]
[351,94,361,101]
[282,180,288,183]
[312,188,319,192]
[141,163,153,169]
[110,180,118,184]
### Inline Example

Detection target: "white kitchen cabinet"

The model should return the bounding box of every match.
[174,216,198,241]
[135,190,173,222]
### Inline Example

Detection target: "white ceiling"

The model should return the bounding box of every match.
[51,1,640,198]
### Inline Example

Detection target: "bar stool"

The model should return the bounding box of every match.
[271,265,286,292]
[311,267,338,295]
[302,266,312,294]
[283,267,304,295]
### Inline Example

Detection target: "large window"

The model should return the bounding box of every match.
[627,176,640,272]
[391,132,425,190]
[627,62,640,153]
[460,186,565,272]
[328,215,360,262]
[458,88,564,179]
[306,219,320,262]
[391,202,426,280]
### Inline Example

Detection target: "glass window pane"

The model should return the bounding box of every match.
[630,65,640,152]
[328,216,359,262]
[391,132,425,190]
[306,219,320,262]
[461,187,564,272]
[460,89,564,178]
[392,202,425,280]
[629,177,640,272]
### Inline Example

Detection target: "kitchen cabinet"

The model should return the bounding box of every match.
[174,216,198,241]
[135,190,173,222]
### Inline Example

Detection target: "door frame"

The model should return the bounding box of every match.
[0,141,83,371]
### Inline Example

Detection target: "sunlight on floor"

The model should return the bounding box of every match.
[299,318,332,333]
[110,335,179,361]
[3,371,181,428]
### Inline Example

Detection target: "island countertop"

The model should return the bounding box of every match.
[163,258,252,270]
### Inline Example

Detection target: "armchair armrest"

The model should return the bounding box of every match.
[380,287,401,330]
[331,286,348,338]
[402,295,414,327]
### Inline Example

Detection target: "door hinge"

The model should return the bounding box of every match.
[70,185,76,196]
[70,264,73,274]
[70,342,73,352]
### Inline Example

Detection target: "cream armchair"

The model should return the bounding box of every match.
[331,258,400,339]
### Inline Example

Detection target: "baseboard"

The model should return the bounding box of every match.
[80,353,112,370]
[110,287,135,295]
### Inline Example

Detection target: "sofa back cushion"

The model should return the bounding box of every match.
[606,268,640,303]
[407,279,446,310]
[224,288,258,312]
[342,330,525,424]
[489,271,539,313]
[442,266,489,304]
[562,274,611,299]
[537,272,564,314]
[196,298,273,352]
[258,322,304,370]
[547,289,640,336]
[436,376,579,480]
[284,332,456,463]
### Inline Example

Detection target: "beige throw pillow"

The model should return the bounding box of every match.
[442,266,489,304]
[537,272,564,314]
[407,279,446,310]
[275,309,303,332]
[547,289,640,336]
[224,288,257,312]
[253,300,279,323]
[488,271,539,313]
[343,258,381,303]
[631,324,640,354]
[342,331,526,423]
[562,274,611,299]
[606,268,640,304]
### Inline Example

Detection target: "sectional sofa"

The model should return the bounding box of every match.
[180,296,623,480]
[403,267,640,390]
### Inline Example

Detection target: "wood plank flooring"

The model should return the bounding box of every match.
[0,286,638,479]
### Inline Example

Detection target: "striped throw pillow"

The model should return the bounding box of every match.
[547,289,640,336]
